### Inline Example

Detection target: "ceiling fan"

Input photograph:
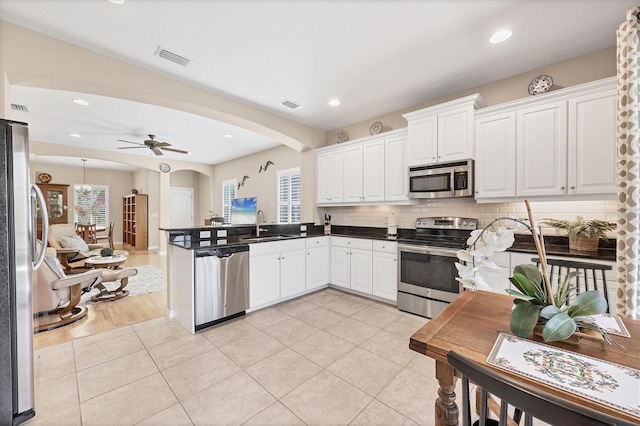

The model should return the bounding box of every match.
[116,134,189,156]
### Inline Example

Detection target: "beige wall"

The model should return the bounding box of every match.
[326,47,617,145]
[34,161,134,243]
[213,145,316,224]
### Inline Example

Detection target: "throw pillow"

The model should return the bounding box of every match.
[44,255,66,279]
[59,235,90,253]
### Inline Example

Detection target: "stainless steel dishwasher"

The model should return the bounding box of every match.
[194,244,249,330]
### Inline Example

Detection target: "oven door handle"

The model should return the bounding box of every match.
[398,244,459,258]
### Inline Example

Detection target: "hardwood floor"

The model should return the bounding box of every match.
[33,245,168,350]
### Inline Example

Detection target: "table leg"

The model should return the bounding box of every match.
[435,360,459,426]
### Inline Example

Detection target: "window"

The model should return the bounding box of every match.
[74,185,108,226]
[277,167,301,223]
[222,179,237,223]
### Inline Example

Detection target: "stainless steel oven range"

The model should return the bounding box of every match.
[397,217,477,318]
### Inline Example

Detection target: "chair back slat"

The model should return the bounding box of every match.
[531,257,611,313]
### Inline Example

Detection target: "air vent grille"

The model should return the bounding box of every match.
[280,99,302,110]
[11,103,29,113]
[155,46,191,67]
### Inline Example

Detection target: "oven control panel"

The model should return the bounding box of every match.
[415,217,477,230]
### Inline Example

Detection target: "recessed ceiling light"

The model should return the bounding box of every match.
[490,29,512,44]
[72,99,90,106]
[70,133,82,138]
[328,99,341,107]
[107,0,125,4]
[223,134,233,138]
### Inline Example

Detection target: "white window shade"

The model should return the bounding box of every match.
[74,185,108,226]
[277,168,301,224]
[222,179,237,223]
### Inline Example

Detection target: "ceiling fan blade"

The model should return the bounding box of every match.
[151,147,164,156]
[161,147,189,154]
[155,142,172,147]
[118,146,148,149]
[117,139,145,146]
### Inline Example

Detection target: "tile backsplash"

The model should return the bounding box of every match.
[318,199,617,236]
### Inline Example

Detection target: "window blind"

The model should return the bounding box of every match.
[74,185,109,226]
[222,179,237,223]
[277,168,301,224]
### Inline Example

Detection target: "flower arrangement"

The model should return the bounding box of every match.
[456,201,610,343]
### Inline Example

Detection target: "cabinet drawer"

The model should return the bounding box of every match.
[331,236,373,250]
[372,240,397,254]
[249,239,305,256]
[305,236,328,248]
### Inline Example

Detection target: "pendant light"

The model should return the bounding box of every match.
[74,159,92,195]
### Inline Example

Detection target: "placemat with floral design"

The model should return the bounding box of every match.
[574,314,631,338]
[487,333,640,419]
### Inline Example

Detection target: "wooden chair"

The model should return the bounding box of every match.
[447,351,634,426]
[48,224,107,273]
[95,221,114,249]
[76,223,98,243]
[531,257,612,313]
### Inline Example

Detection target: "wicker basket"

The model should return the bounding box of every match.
[569,235,600,252]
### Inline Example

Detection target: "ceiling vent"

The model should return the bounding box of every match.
[280,99,302,110]
[155,46,191,67]
[11,103,29,113]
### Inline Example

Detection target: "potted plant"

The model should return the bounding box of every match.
[542,216,616,252]
[100,247,114,257]
[456,201,611,343]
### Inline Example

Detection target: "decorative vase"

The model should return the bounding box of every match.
[569,235,600,252]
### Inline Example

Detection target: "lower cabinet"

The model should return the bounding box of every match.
[306,237,330,290]
[372,241,398,301]
[330,237,373,292]
[249,239,306,309]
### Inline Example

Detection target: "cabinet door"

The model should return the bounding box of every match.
[249,253,281,308]
[372,251,397,301]
[475,112,517,199]
[350,248,372,294]
[362,140,385,202]
[316,152,332,203]
[407,115,438,166]
[517,101,568,197]
[343,144,364,202]
[568,90,617,195]
[306,246,329,290]
[280,249,306,298]
[330,246,351,289]
[329,149,345,202]
[438,107,473,162]
[384,134,408,201]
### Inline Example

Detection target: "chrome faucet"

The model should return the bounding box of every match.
[256,209,266,237]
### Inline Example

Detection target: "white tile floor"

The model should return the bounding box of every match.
[29,288,462,425]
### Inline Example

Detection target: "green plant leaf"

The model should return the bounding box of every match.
[566,291,608,317]
[554,271,580,307]
[505,289,537,301]
[540,305,562,319]
[510,303,542,337]
[542,312,577,342]
[513,264,543,287]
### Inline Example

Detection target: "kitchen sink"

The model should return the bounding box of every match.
[241,234,299,243]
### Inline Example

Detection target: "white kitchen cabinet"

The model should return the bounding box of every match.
[316,149,344,203]
[403,94,485,166]
[343,144,364,202]
[372,241,398,301]
[517,100,568,197]
[249,239,306,309]
[568,89,617,195]
[249,251,281,308]
[384,132,408,201]
[330,237,373,293]
[306,237,329,290]
[474,112,517,199]
[362,139,385,202]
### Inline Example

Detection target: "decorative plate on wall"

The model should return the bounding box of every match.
[528,75,553,95]
[336,129,349,143]
[37,173,52,184]
[369,121,383,135]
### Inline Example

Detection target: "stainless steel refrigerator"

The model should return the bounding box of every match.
[0,119,48,425]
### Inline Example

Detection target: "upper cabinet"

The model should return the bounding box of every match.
[474,77,616,202]
[403,94,486,166]
[316,128,407,206]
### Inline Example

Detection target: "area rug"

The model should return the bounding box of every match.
[80,264,167,306]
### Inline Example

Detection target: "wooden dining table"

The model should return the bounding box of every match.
[409,290,640,426]
[75,224,106,243]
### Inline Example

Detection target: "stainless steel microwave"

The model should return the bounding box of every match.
[408,159,473,199]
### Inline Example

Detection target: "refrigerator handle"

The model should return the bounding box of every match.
[31,183,48,269]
